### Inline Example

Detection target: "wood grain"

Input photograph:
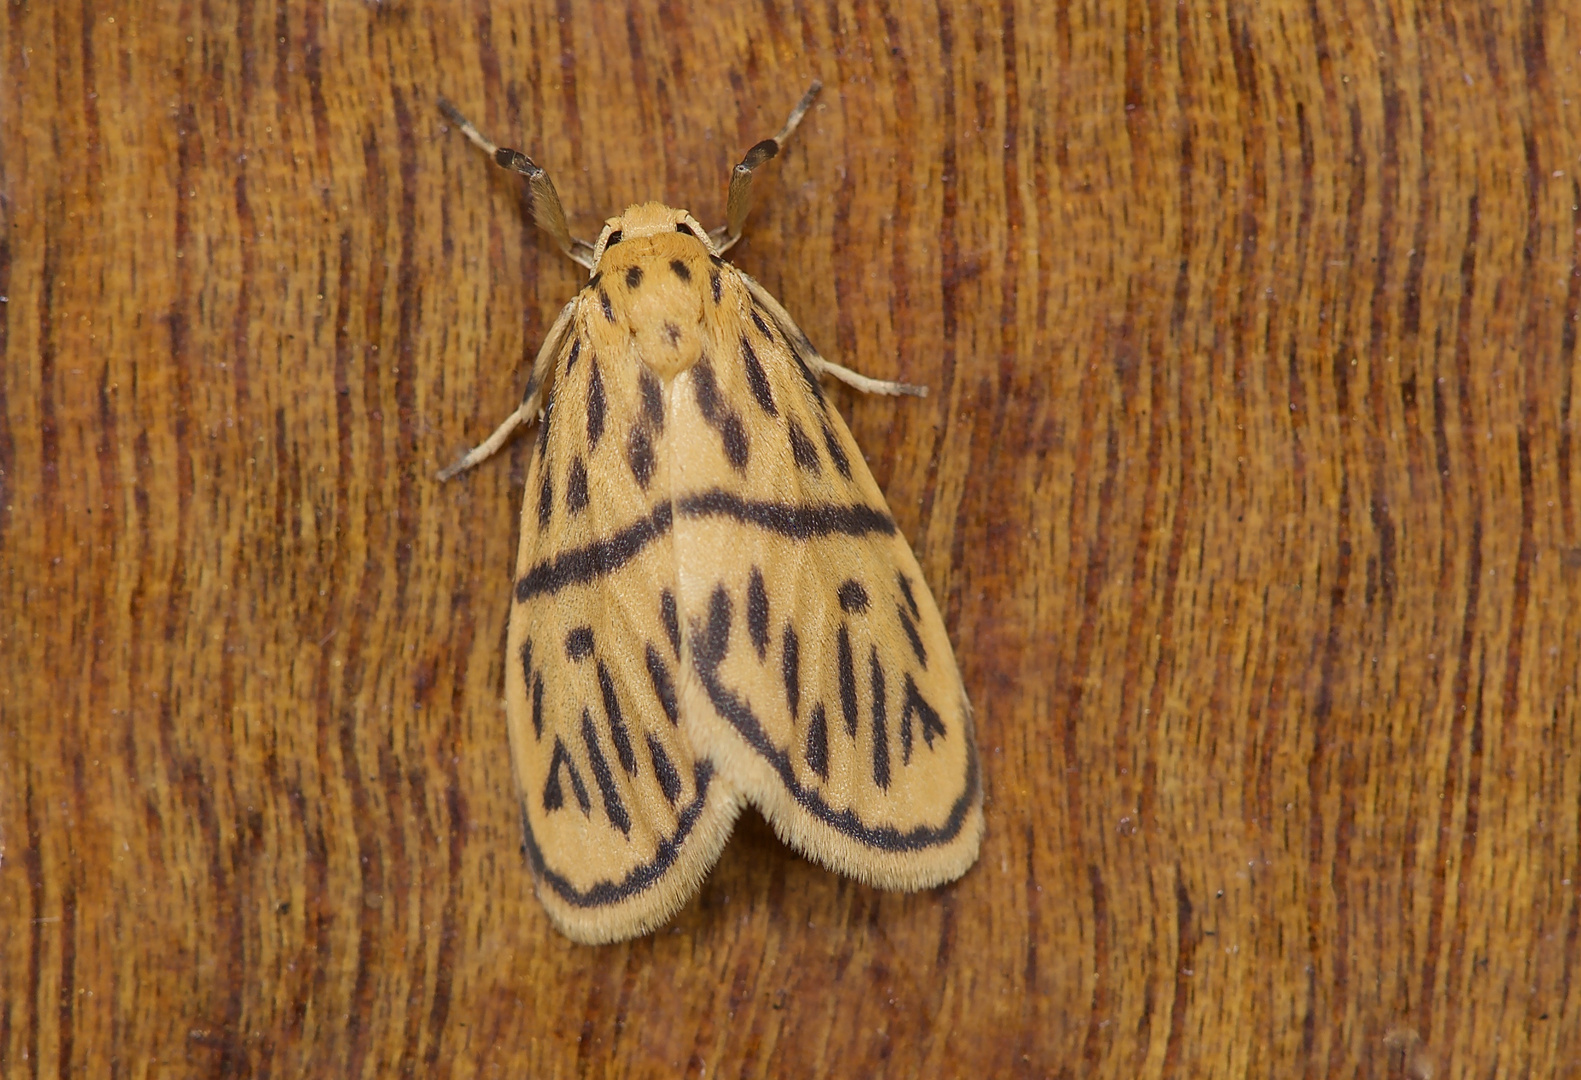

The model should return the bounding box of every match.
[4,1,1579,1075]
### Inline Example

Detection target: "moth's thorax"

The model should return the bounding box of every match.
[580,203,729,380]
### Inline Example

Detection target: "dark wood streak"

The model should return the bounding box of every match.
[1421,195,1485,1042]
[1161,875,1197,1076]
[391,86,422,598]
[1559,181,1580,534]
[1439,194,1494,1043]
[22,779,43,1074]
[0,228,12,549]
[1502,131,1542,756]
[917,0,961,537]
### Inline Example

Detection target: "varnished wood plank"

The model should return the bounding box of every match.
[2,1,1578,1076]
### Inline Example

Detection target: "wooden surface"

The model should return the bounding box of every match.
[4,1,1579,1075]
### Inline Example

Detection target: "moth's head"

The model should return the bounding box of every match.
[580,202,730,379]
[590,202,717,269]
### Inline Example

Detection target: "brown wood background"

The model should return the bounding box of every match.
[4,0,1580,1075]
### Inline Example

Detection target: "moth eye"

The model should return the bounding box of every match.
[675,222,700,239]
[604,230,623,248]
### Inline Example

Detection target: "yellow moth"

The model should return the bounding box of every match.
[438,83,982,944]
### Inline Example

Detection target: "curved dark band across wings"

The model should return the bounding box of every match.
[515,491,896,601]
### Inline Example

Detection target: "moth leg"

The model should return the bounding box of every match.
[438,298,578,480]
[437,402,534,481]
[712,81,822,255]
[438,97,597,270]
[808,356,928,398]
[737,270,928,398]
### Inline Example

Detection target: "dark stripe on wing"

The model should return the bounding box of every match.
[676,490,894,539]
[597,661,638,775]
[838,626,858,737]
[647,734,682,803]
[691,360,749,471]
[782,625,800,720]
[515,504,674,600]
[870,647,890,789]
[788,419,822,474]
[741,337,777,416]
[587,362,606,450]
[747,568,770,659]
[898,603,927,667]
[582,709,631,835]
[645,643,680,724]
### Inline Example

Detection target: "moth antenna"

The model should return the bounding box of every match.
[438,96,597,270]
[713,81,822,255]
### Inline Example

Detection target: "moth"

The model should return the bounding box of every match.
[438,83,982,943]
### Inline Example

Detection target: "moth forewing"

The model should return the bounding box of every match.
[438,84,982,944]
[664,279,982,891]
